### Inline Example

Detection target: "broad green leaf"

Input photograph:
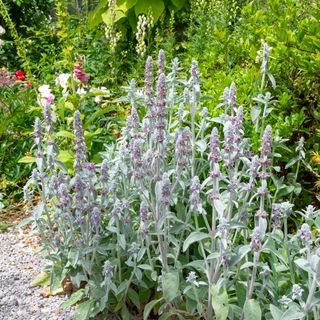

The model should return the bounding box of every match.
[31,271,50,287]
[128,287,140,310]
[134,0,165,23]
[102,9,126,26]
[270,304,283,320]
[74,299,95,320]
[117,0,138,13]
[162,269,179,302]
[243,299,261,320]
[18,156,36,163]
[211,284,229,320]
[183,231,210,252]
[61,289,85,308]
[143,298,163,320]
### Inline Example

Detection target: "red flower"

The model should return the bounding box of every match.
[15,70,26,81]
[26,81,31,87]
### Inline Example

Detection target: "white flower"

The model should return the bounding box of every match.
[76,87,86,96]
[55,73,70,90]
[186,271,199,287]
[0,39,4,47]
[0,26,5,36]
[38,85,55,107]
[292,284,303,300]
[38,85,51,97]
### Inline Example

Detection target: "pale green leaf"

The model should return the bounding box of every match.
[243,299,261,320]
[183,231,210,252]
[211,284,229,320]
[162,269,179,302]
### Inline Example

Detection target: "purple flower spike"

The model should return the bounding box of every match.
[154,73,167,144]
[157,49,165,77]
[73,111,87,171]
[161,174,171,206]
[139,202,148,223]
[250,230,262,251]
[57,183,71,210]
[100,160,109,184]
[300,223,312,244]
[209,127,220,164]
[272,204,282,229]
[33,117,43,145]
[260,125,272,156]
[145,56,154,111]
[43,105,53,133]
[190,176,201,210]
[190,60,200,86]
[229,82,236,111]
[175,127,192,170]
[90,207,101,228]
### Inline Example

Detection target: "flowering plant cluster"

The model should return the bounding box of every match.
[24,51,320,320]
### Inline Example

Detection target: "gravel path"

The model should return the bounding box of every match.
[0,227,73,320]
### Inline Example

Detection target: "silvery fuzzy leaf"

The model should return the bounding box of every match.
[251,105,261,123]
[214,199,226,219]
[258,218,267,240]
[135,267,143,281]
[196,140,207,153]
[137,247,146,262]
[229,245,251,266]
[185,260,205,272]
[267,72,276,89]
[294,258,311,273]
[33,202,45,220]
[118,234,126,250]
[240,262,254,270]
[310,254,320,274]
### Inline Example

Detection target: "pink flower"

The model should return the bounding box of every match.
[73,63,90,85]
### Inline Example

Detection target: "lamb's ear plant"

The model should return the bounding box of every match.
[24,50,320,320]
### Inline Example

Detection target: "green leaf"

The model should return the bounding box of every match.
[17,216,33,228]
[74,299,95,320]
[57,150,74,165]
[210,284,229,320]
[57,130,74,139]
[31,271,50,287]
[61,289,85,308]
[143,298,163,320]
[117,0,138,13]
[134,0,165,23]
[162,269,180,302]
[102,9,126,26]
[243,299,261,320]
[128,287,140,310]
[18,156,36,163]
[159,312,175,320]
[183,231,210,252]
[270,304,283,320]
[121,305,130,320]
[170,0,185,10]
[280,305,304,320]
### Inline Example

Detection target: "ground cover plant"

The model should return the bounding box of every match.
[23,50,320,320]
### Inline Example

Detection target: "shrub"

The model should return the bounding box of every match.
[24,51,320,320]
